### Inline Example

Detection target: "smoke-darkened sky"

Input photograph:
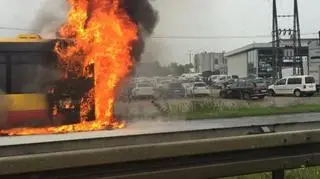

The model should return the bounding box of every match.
[0,0,319,65]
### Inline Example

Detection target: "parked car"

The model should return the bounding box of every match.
[156,80,170,90]
[187,82,211,97]
[212,75,234,89]
[221,79,237,89]
[268,75,317,97]
[184,83,194,96]
[160,82,186,98]
[131,82,155,99]
[208,75,219,84]
[219,79,268,99]
[250,78,268,88]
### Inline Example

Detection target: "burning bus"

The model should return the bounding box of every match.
[0,0,158,136]
[0,33,127,135]
[0,34,94,129]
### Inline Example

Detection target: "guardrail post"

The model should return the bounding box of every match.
[272,170,285,179]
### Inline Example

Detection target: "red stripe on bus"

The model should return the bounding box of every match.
[7,110,49,126]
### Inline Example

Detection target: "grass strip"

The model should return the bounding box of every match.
[224,167,320,179]
[186,104,320,120]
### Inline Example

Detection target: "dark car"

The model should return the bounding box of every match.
[221,79,236,88]
[161,82,186,98]
[219,79,268,100]
[250,78,268,88]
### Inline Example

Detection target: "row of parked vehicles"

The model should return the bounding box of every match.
[130,81,211,99]
[219,75,317,99]
[119,74,317,101]
[118,75,212,100]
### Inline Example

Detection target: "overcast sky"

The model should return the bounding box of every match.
[0,0,319,65]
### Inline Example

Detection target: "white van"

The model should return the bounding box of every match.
[268,75,317,97]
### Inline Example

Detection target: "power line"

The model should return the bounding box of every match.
[0,25,317,40]
[151,33,318,40]
[151,35,270,39]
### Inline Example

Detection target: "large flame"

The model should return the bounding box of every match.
[0,0,137,136]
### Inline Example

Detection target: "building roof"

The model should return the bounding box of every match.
[225,43,270,57]
[225,38,319,57]
[0,40,57,52]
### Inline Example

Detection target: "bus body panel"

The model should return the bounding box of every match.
[0,35,58,129]
[1,94,50,128]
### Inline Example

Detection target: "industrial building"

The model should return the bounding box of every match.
[308,40,320,84]
[225,38,319,78]
[193,52,227,74]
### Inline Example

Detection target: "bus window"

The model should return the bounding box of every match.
[0,54,6,91]
[0,54,5,63]
[11,53,44,64]
[11,64,51,94]
[0,65,5,92]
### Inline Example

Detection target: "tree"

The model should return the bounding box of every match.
[168,62,195,76]
[184,63,194,70]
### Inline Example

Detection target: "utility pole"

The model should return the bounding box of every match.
[293,0,303,75]
[272,0,303,79]
[272,0,280,80]
[318,30,320,45]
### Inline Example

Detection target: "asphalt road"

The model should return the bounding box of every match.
[1,112,320,146]
[1,94,320,146]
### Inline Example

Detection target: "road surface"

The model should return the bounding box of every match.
[1,112,320,146]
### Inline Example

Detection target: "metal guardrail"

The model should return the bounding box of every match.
[0,115,320,179]
[1,127,320,179]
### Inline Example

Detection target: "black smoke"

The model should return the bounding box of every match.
[33,0,158,62]
[121,0,158,34]
[120,0,159,63]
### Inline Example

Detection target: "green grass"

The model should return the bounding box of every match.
[223,167,320,179]
[185,103,320,120]
[119,98,320,120]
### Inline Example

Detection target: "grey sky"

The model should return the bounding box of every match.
[0,0,319,65]
[145,0,320,65]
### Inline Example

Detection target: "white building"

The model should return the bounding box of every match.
[225,38,318,78]
[194,52,227,74]
[308,40,320,84]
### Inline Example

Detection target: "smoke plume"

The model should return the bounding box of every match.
[31,0,67,39]
[33,0,158,61]
[121,0,159,62]
[31,0,158,107]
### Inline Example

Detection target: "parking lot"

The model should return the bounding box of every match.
[114,89,320,119]
[116,75,320,119]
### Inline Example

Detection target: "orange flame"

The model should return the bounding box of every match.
[0,0,137,136]
[0,120,127,136]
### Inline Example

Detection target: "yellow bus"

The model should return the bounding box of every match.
[0,34,59,129]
